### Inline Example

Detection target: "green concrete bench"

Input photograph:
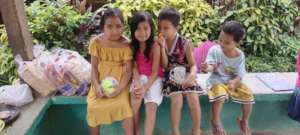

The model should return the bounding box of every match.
[1,73,299,135]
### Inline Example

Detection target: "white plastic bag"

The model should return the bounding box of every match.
[0,84,33,107]
[33,45,46,58]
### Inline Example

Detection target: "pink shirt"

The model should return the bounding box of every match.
[136,45,164,77]
[296,53,300,88]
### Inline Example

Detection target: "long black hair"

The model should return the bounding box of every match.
[129,12,155,60]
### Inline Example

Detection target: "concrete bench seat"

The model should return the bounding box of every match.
[1,73,299,135]
[196,72,297,95]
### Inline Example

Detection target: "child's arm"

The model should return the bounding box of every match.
[132,61,143,92]
[132,61,141,85]
[182,42,197,88]
[109,59,133,97]
[228,76,241,91]
[132,61,143,98]
[143,45,161,91]
[157,37,168,68]
[228,54,246,91]
[201,46,217,72]
[91,55,104,97]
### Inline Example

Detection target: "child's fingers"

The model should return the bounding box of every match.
[201,62,208,69]
[134,93,142,99]
[134,89,142,95]
[182,81,189,89]
[97,91,104,98]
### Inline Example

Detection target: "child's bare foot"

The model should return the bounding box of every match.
[192,129,202,135]
[237,117,252,135]
[211,122,226,135]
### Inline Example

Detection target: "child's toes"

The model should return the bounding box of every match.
[236,117,251,135]
[212,123,225,135]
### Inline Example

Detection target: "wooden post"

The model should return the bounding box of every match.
[0,0,33,60]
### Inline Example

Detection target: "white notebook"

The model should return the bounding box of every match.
[256,73,295,92]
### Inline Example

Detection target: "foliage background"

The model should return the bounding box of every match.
[0,0,299,85]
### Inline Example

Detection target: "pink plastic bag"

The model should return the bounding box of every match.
[193,41,214,72]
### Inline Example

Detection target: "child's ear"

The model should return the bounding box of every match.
[176,26,180,31]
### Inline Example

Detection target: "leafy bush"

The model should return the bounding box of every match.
[26,0,91,56]
[219,0,300,57]
[246,55,296,72]
[0,45,16,85]
[1,0,299,86]
[0,0,92,85]
[110,0,219,43]
[0,25,17,85]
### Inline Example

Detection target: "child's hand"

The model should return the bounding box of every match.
[228,80,238,91]
[201,62,209,72]
[182,74,195,88]
[134,86,147,99]
[157,33,166,48]
[133,80,142,90]
[95,85,105,98]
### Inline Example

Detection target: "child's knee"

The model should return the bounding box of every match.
[187,95,200,106]
[189,102,200,111]
[171,100,182,107]
[146,103,158,114]
[212,98,226,105]
[171,95,183,105]
[187,93,199,101]
[131,101,141,114]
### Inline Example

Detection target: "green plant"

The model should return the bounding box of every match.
[0,25,17,85]
[220,0,300,58]
[109,0,218,44]
[0,0,93,85]
[246,55,296,72]
[0,45,17,85]
[26,0,92,57]
[278,34,300,58]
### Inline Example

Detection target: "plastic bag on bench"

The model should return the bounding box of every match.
[48,48,91,96]
[17,53,57,97]
[0,84,33,107]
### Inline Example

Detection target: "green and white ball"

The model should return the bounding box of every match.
[101,77,118,96]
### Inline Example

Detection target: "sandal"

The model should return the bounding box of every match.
[0,104,20,125]
[237,117,252,135]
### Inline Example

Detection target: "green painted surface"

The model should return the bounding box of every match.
[27,94,300,135]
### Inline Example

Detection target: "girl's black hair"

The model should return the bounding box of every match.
[99,8,124,31]
[129,12,155,60]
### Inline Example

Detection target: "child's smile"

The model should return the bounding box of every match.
[135,21,151,42]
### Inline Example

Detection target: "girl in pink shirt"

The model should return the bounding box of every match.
[129,12,163,135]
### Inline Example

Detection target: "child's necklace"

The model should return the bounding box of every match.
[166,33,179,55]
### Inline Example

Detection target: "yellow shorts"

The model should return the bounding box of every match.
[208,83,255,104]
